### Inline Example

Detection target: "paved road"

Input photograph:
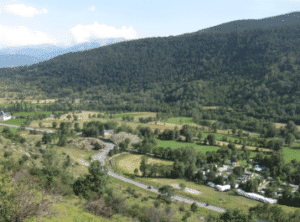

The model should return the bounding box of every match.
[0,123,53,134]
[84,141,226,213]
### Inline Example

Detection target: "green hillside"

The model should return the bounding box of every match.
[1,12,300,122]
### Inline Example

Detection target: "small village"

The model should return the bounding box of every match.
[202,160,299,204]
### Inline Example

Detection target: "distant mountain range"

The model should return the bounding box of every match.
[0,38,126,68]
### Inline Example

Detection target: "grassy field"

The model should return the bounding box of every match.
[13,111,53,116]
[166,117,193,124]
[2,119,27,126]
[115,153,173,176]
[201,133,237,142]
[156,139,220,153]
[282,147,300,163]
[113,113,144,118]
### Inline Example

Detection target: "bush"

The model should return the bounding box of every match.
[2,127,11,133]
[22,154,29,161]
[191,202,198,212]
[3,151,13,158]
[154,200,160,208]
[31,154,39,159]
[141,197,148,201]
[182,211,192,222]
[29,167,43,176]
[39,148,46,154]
[35,140,42,147]
[179,204,185,211]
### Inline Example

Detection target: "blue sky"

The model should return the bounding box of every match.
[0,0,299,49]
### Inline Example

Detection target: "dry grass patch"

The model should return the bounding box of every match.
[114,153,173,175]
[216,141,273,153]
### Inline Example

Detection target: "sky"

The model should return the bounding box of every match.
[0,0,299,49]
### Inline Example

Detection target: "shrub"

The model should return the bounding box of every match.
[141,197,148,201]
[35,140,42,147]
[191,202,198,212]
[179,204,185,211]
[3,151,13,158]
[22,154,29,161]
[154,200,160,208]
[31,154,39,159]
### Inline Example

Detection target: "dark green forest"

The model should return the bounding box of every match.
[1,12,300,123]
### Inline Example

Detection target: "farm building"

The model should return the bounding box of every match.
[102,129,114,136]
[236,189,277,204]
[215,184,231,192]
[0,111,12,121]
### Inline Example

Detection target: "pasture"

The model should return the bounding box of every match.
[156,139,220,153]
[282,147,300,163]
[166,117,193,124]
[2,119,27,126]
[13,111,53,116]
[113,153,173,176]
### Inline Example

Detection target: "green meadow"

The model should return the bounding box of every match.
[156,139,220,153]
[13,111,53,116]
[113,113,141,118]
[166,117,193,124]
[2,119,27,126]
[201,132,237,142]
[282,147,300,163]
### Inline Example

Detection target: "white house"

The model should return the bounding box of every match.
[254,165,263,172]
[235,189,277,204]
[0,111,12,121]
[215,184,231,192]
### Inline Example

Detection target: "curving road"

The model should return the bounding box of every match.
[84,141,227,213]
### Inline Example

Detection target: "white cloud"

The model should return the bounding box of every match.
[70,22,137,43]
[5,4,48,17]
[0,25,57,48]
[89,6,96,11]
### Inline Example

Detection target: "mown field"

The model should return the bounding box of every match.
[156,139,221,153]
[13,111,53,116]
[114,153,173,176]
[282,147,300,163]
[166,117,193,124]
[2,119,27,126]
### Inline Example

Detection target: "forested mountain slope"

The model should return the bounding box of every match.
[1,12,300,116]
